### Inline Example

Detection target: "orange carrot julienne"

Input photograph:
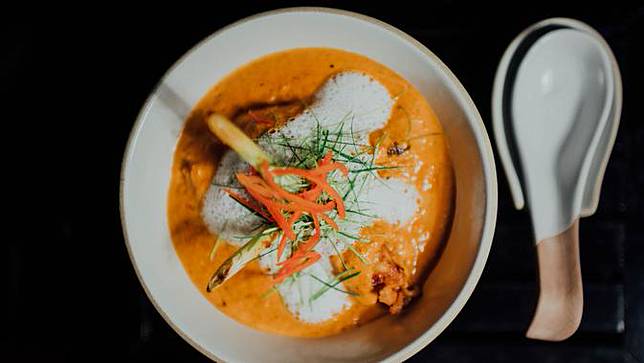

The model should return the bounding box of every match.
[319,213,338,230]
[298,184,322,201]
[260,163,333,213]
[276,215,320,266]
[276,211,303,259]
[223,189,273,221]
[236,174,296,239]
[272,167,346,218]
[274,251,321,283]
[286,210,304,230]
[276,233,289,261]
[231,151,349,282]
[319,150,333,165]
[311,162,349,176]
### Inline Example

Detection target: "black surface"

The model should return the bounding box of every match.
[4,2,644,362]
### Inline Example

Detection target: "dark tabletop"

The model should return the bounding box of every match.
[4,2,644,362]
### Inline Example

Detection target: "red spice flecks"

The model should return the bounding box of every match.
[248,110,274,126]
[233,150,347,283]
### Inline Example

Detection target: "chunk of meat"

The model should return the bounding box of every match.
[233,102,305,136]
[370,248,419,314]
[179,159,212,199]
[387,141,410,156]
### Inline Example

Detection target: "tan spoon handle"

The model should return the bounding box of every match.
[526,219,583,341]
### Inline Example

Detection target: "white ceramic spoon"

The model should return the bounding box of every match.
[508,28,615,340]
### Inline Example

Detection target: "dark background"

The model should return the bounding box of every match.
[4,2,643,362]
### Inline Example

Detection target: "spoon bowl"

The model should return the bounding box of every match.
[513,28,614,240]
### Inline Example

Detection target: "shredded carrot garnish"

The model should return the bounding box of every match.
[223,189,273,222]
[276,210,303,259]
[311,162,349,176]
[231,150,347,282]
[299,184,322,201]
[319,213,338,230]
[260,164,333,213]
[270,167,346,218]
[274,251,321,283]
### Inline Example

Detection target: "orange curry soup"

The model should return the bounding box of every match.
[167,48,454,337]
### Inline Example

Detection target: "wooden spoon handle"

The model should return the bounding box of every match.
[526,219,583,341]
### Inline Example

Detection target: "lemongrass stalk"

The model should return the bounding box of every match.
[206,227,278,291]
[206,113,271,169]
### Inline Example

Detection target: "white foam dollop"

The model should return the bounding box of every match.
[362,178,420,225]
[201,152,263,245]
[259,238,351,323]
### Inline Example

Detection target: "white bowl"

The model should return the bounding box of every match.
[120,7,497,362]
